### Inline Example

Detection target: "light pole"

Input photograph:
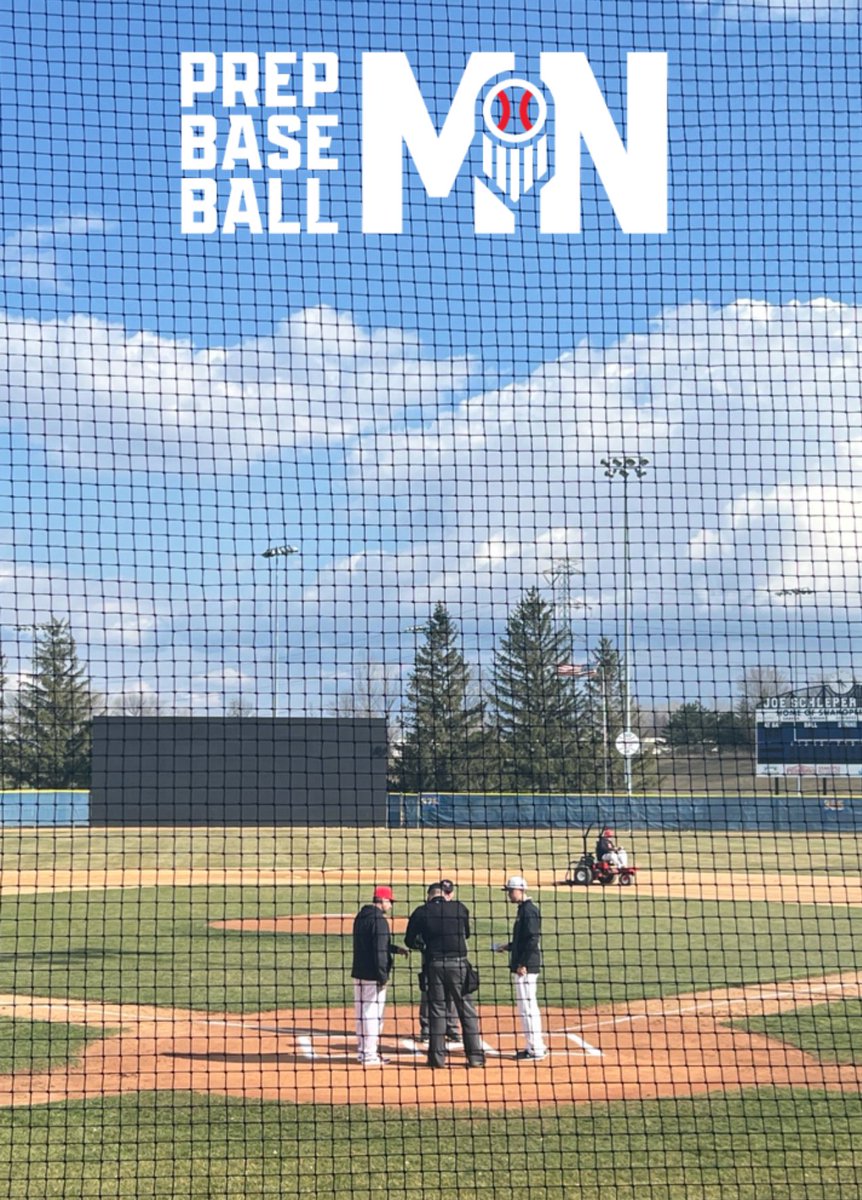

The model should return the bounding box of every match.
[774,585,814,794]
[261,544,299,717]
[600,455,649,799]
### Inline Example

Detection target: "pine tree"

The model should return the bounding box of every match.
[488,588,582,793]
[580,637,626,792]
[9,619,98,788]
[580,637,660,793]
[397,603,485,792]
[664,701,715,749]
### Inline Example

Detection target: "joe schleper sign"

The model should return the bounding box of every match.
[180,51,668,236]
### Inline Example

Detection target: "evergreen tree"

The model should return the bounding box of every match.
[488,588,582,792]
[397,603,485,792]
[580,637,626,792]
[580,637,661,792]
[664,702,749,750]
[664,700,715,748]
[9,619,97,787]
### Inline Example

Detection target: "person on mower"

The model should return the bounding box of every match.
[596,828,629,870]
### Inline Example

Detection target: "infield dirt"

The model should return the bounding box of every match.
[0,970,860,1110]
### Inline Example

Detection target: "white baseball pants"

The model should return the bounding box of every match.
[514,972,547,1056]
[354,980,387,1063]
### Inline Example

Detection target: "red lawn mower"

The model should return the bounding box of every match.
[562,824,637,887]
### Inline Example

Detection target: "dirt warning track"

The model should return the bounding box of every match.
[1,969,860,1110]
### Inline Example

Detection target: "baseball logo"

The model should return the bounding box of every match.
[481,77,548,202]
[482,78,548,143]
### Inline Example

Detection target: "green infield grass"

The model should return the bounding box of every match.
[0,1089,859,1199]
[0,883,858,1012]
[0,1018,106,1075]
[737,998,862,1065]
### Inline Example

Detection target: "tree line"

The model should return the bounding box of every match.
[393,598,796,794]
[0,607,790,794]
[396,591,658,794]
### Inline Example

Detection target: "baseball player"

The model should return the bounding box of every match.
[494,875,548,1061]
[351,885,408,1066]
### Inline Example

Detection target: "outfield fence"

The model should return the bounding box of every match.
[389,792,860,830]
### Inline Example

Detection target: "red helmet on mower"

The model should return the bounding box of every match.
[603,828,614,836]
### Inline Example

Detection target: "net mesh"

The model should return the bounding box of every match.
[1,0,861,1196]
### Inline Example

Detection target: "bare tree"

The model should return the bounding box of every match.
[110,690,161,716]
[330,660,403,741]
[736,665,790,709]
[735,665,790,746]
[226,697,256,717]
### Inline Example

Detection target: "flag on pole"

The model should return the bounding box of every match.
[556,663,594,678]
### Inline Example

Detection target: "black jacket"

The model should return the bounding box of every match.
[404,896,470,959]
[596,836,613,858]
[352,904,395,984]
[507,898,542,972]
[404,902,430,958]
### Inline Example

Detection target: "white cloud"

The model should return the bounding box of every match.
[3,295,861,704]
[0,217,114,292]
[344,297,861,619]
[0,306,474,472]
[689,484,862,602]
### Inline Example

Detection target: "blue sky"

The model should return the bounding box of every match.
[1,0,860,714]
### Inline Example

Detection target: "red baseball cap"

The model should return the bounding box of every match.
[373,885,395,901]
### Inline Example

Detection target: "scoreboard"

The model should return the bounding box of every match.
[756,685,862,777]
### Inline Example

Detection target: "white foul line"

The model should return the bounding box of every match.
[295,1036,317,1059]
[573,990,814,1032]
[565,1033,603,1057]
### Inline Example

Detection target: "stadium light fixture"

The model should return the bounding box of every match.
[261,544,300,716]
[600,455,650,801]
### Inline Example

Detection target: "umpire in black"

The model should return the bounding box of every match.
[405,883,461,1044]
[404,882,484,1068]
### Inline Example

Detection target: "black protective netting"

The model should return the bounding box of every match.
[1,1,861,1197]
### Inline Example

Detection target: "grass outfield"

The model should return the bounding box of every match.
[0,827,861,1198]
[0,883,858,1010]
[2,825,862,877]
[0,1090,859,1199]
